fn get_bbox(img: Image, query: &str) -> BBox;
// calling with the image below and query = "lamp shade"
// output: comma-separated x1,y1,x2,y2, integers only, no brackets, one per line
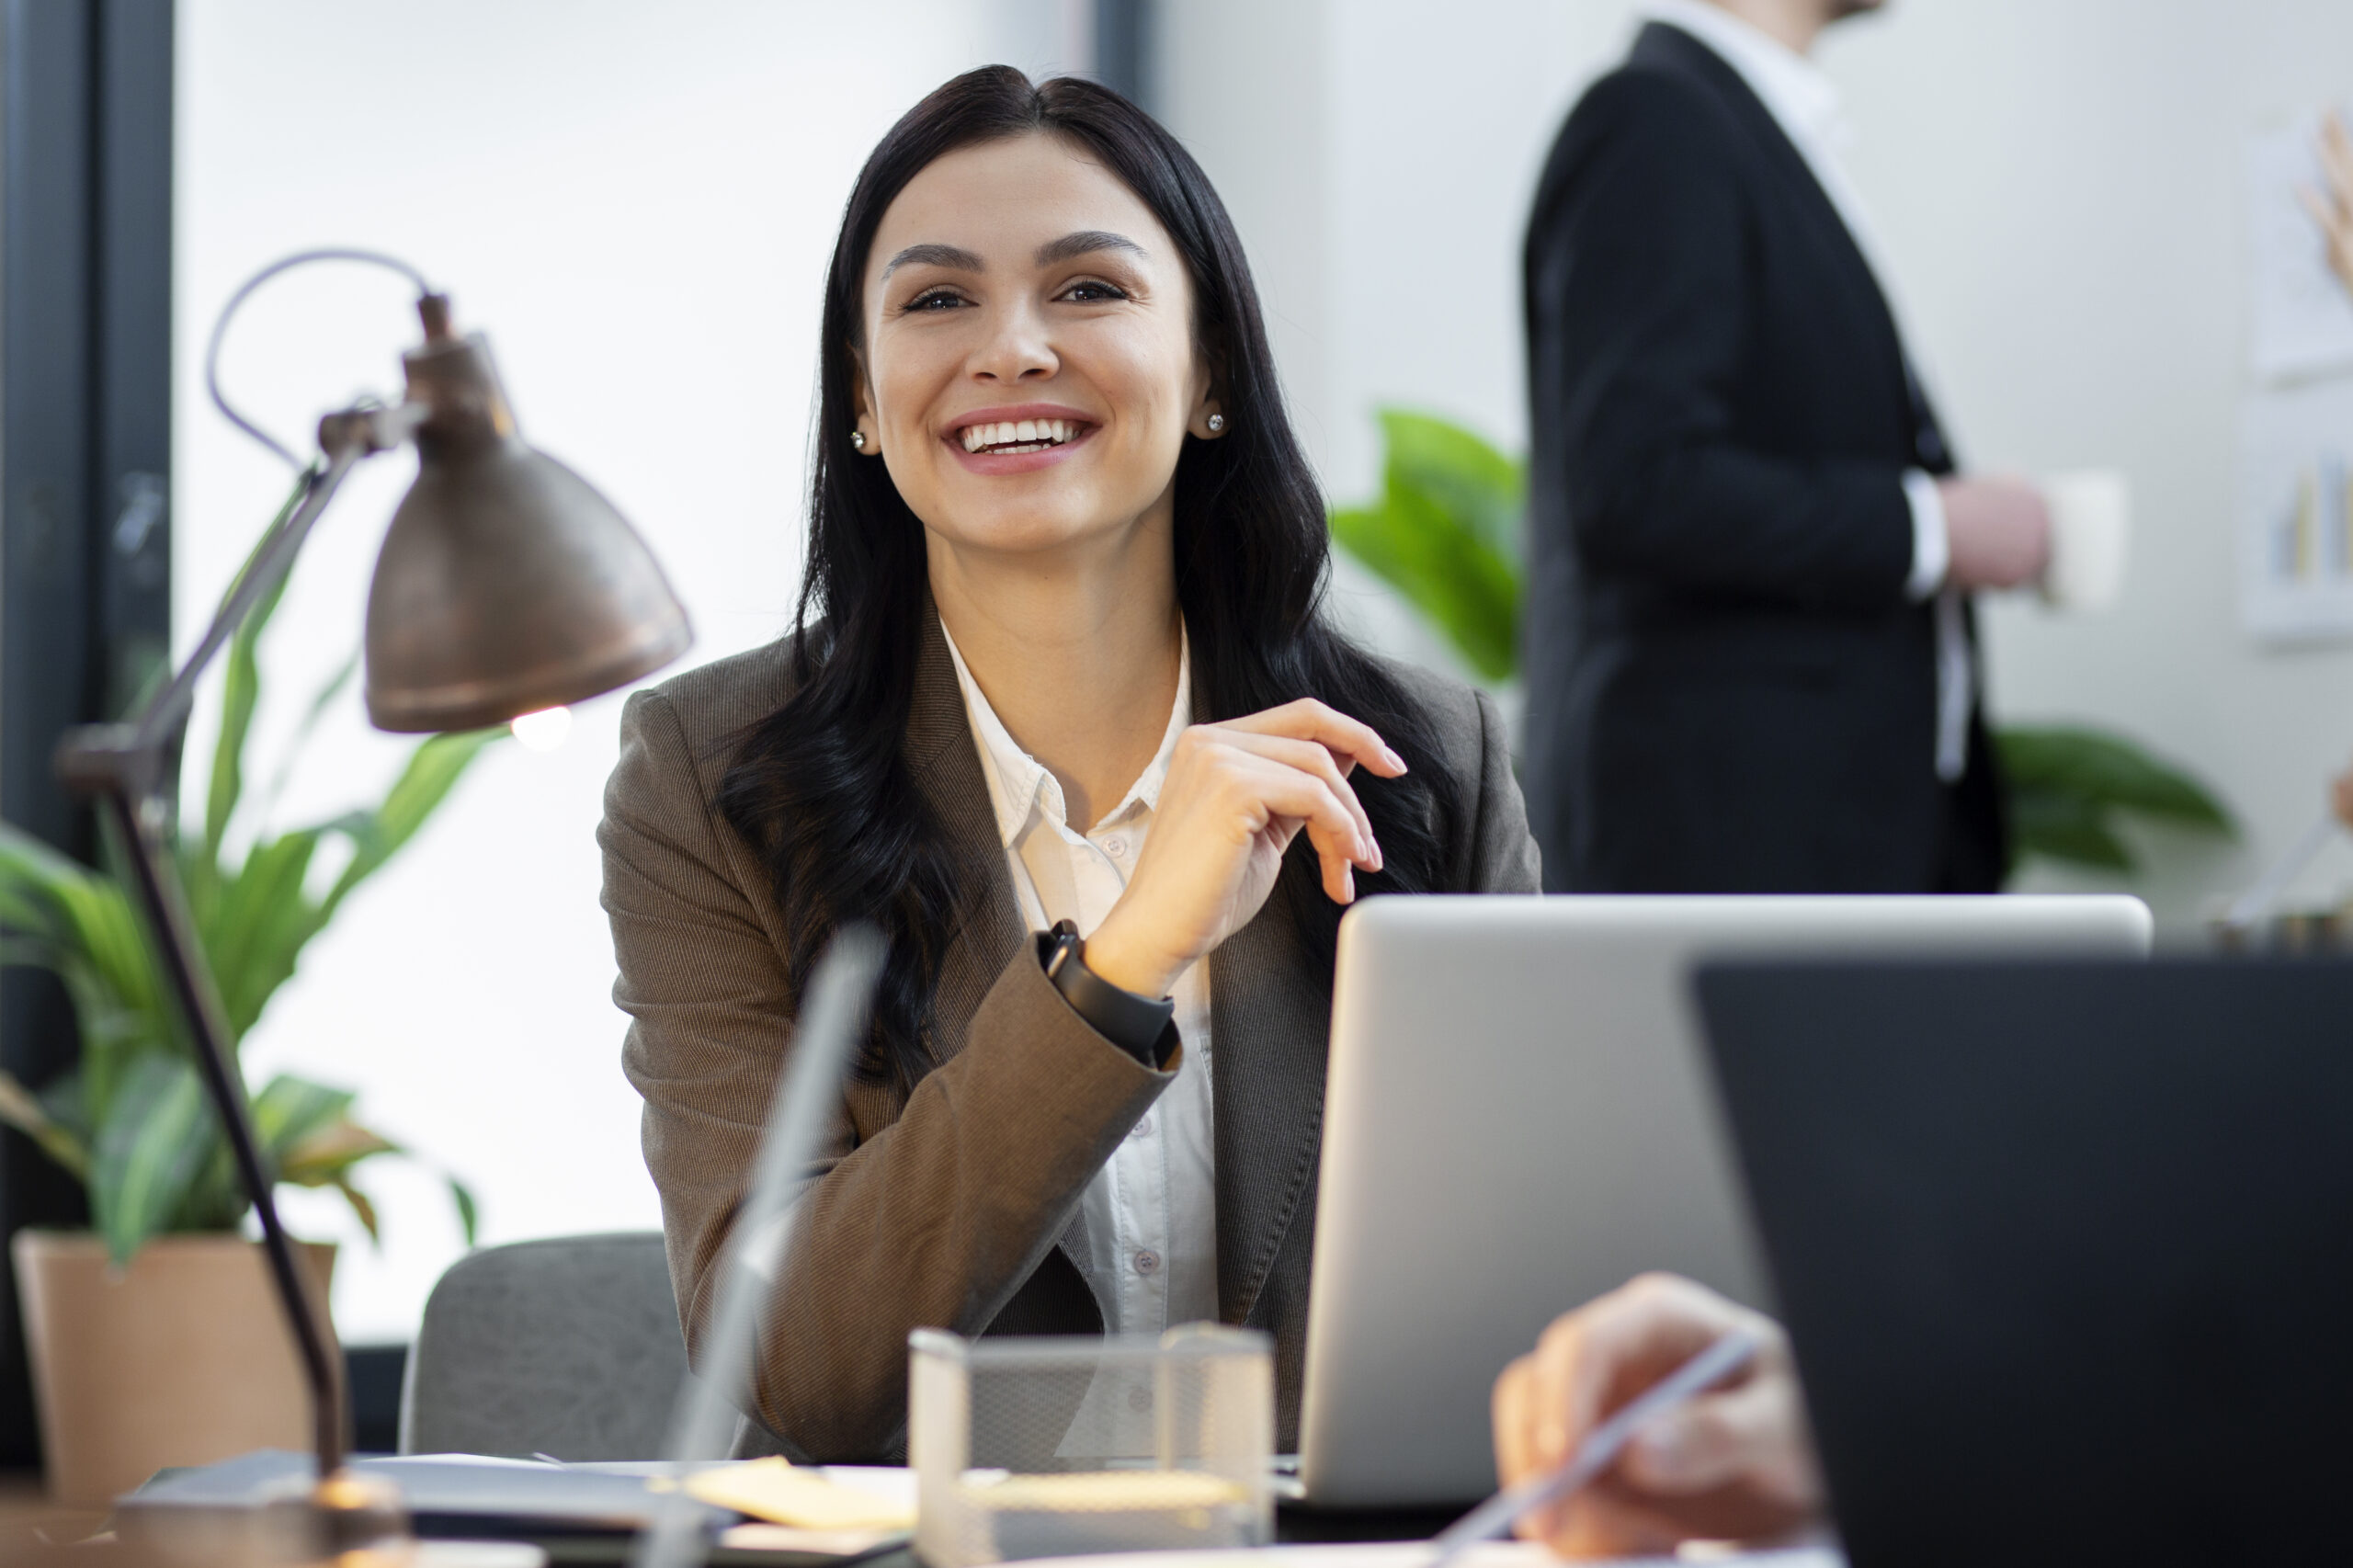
364,331,691,733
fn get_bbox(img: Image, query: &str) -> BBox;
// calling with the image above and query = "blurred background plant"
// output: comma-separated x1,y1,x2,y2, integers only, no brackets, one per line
1331,407,2237,881
0,482,490,1264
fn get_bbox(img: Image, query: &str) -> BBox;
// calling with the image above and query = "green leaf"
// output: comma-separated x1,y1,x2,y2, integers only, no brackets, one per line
280,1118,400,1187
170,1143,253,1234
335,1178,381,1246
1996,725,2236,877
1328,410,1529,683
1332,477,1521,681
91,1052,222,1263
0,822,174,1110
0,829,77,944
1376,408,1526,565
0,1067,91,1180
201,830,324,1040
36,1066,92,1147
199,473,314,871
83,818,176,1015
1996,727,2234,833
2008,784,2137,873
52,971,171,1123
249,1074,356,1167
0,822,100,946
317,729,501,919
448,1175,480,1248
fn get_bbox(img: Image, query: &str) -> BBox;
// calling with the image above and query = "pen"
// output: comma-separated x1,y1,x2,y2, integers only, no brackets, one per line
1426,1327,1762,1568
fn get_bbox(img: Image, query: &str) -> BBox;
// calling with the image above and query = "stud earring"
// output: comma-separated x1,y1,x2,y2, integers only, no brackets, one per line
850,429,868,450
1206,414,1226,434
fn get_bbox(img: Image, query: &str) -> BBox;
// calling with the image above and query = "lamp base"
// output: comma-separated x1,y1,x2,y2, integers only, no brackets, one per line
122,1469,539,1568
256,1471,409,1562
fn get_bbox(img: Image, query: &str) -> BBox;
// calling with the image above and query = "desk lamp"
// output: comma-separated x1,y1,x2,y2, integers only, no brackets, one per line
54,249,693,1559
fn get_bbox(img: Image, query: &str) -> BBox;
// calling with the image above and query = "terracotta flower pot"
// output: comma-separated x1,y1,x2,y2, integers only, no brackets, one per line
11,1230,339,1505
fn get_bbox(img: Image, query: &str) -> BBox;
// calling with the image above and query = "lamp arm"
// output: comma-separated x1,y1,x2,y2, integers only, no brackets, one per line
113,404,419,767
96,788,349,1476
124,452,347,758
53,408,409,1484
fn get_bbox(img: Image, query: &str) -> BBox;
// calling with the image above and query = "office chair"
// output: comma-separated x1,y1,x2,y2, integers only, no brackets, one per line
400,1231,689,1460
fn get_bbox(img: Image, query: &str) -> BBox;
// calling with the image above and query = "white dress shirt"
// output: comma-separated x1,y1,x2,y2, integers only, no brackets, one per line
1643,0,1973,782
939,620,1219,1336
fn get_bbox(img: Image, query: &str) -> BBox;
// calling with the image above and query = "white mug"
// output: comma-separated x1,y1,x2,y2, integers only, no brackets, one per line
2038,469,2131,612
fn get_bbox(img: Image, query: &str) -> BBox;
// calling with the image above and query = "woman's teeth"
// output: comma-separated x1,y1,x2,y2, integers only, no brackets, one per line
960,418,1078,454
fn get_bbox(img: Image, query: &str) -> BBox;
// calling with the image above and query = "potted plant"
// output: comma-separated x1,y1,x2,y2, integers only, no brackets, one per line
1330,407,2236,879
0,486,492,1503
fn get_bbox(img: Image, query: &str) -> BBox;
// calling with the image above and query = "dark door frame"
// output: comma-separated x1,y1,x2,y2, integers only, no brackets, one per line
1095,0,1154,110
0,0,175,1471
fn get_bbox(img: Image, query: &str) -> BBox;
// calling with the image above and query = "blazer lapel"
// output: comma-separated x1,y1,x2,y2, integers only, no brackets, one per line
903,608,1025,1071
1210,888,1331,1326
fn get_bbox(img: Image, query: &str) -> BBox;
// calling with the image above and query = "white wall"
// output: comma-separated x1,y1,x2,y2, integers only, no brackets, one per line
176,0,1091,1345
1158,0,2353,934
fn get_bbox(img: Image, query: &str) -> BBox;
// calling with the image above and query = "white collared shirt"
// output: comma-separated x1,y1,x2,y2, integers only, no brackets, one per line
940,619,1218,1335
1643,0,1973,781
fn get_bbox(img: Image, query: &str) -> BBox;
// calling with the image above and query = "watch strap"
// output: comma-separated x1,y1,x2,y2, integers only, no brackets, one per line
1039,920,1177,1069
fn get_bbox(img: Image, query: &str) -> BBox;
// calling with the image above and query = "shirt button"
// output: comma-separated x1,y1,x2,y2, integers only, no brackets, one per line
1132,1249,1161,1276
1129,1114,1154,1140
1101,835,1130,858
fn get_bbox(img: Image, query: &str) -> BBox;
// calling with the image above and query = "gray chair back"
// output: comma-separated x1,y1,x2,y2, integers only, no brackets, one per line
400,1231,688,1460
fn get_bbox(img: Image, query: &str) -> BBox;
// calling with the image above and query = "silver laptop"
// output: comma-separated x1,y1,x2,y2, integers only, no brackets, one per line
1296,893,2154,1507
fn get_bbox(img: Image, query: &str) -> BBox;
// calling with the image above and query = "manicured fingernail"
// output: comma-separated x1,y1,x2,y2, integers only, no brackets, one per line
1341,865,1355,902
1383,746,1408,772
1369,836,1384,871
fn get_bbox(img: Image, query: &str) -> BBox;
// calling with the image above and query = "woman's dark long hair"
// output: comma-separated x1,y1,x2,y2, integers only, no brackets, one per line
718,66,1466,1088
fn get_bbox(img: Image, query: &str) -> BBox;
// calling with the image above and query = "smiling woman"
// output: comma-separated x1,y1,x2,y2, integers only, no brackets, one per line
596,66,1541,1463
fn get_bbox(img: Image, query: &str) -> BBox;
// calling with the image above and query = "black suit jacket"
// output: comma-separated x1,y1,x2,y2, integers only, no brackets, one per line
1519,21,2006,892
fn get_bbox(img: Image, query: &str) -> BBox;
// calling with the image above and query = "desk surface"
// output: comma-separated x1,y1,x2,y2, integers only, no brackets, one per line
775,1502,1474,1568
0,1477,1471,1568
0,1474,108,1559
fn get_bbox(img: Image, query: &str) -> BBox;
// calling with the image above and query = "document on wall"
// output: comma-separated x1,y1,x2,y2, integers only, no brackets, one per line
2237,375,2353,642
2247,111,2353,384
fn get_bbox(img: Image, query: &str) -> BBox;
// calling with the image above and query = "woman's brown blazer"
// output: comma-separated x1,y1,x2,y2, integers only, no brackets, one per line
598,615,1540,1462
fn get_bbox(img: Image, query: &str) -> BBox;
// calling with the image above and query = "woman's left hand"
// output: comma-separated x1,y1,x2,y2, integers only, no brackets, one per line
1084,699,1407,1001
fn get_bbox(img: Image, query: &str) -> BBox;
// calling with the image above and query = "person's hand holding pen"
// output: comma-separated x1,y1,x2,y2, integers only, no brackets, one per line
2302,111,2353,297
1490,1274,1823,1560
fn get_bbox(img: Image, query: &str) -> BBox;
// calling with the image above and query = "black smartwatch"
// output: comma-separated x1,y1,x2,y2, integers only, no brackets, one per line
1039,919,1177,1069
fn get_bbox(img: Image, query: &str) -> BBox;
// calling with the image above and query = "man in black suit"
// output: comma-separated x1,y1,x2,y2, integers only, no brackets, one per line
1521,0,2052,893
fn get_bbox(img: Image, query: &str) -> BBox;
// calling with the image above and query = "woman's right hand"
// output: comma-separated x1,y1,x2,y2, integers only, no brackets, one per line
1083,699,1406,1001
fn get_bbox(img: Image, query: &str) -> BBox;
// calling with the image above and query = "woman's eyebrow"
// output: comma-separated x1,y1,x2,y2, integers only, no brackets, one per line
881,242,984,279
1035,230,1145,267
